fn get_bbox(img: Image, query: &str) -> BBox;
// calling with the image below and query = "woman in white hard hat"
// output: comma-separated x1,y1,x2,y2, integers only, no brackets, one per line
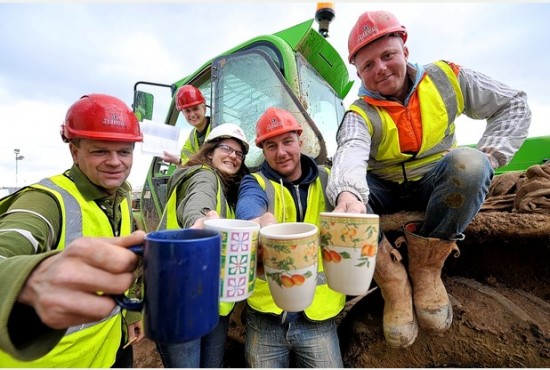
156,123,249,368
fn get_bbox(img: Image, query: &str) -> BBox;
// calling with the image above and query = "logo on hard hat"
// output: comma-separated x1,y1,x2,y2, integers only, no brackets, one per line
357,25,378,44
266,117,283,132
102,113,124,127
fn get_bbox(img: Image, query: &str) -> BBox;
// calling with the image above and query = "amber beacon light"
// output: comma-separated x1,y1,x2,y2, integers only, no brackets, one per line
315,2,335,38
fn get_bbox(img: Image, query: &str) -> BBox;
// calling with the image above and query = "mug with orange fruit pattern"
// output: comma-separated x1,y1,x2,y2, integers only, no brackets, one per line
319,212,379,296
259,222,319,312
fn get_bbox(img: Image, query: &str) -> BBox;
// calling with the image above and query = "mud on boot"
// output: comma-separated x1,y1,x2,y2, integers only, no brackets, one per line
396,221,460,332
374,236,418,348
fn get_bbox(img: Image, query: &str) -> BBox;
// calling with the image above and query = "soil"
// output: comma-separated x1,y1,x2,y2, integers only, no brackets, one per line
132,211,550,368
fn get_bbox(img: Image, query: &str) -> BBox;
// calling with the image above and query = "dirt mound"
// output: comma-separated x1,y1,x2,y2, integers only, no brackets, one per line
133,211,550,368
134,277,550,368
134,275,550,367
339,277,550,367
133,339,162,368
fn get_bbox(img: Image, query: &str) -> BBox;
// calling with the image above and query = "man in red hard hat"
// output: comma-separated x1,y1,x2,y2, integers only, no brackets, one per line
162,84,212,167
0,94,146,367
236,107,345,367
327,10,531,348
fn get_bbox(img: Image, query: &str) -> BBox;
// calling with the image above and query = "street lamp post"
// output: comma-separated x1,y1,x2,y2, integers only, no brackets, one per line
14,148,24,186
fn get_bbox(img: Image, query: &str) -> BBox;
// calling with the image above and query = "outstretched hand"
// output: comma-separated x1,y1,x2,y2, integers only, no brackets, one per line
16,230,146,330
251,212,277,277
333,191,367,213
191,210,220,229
258,212,276,228
161,151,181,166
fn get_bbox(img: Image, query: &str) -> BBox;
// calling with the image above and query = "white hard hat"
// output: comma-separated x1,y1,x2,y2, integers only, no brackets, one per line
206,123,249,154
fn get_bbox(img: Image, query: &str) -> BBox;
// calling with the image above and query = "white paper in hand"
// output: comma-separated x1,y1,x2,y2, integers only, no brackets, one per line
140,119,181,157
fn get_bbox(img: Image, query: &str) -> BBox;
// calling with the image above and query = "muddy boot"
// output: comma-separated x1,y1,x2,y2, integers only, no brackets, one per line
374,236,418,348
396,221,460,332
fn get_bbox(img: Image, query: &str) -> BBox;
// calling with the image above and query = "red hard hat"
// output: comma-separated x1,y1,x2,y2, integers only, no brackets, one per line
348,10,407,63
175,85,206,110
255,107,303,148
60,94,143,143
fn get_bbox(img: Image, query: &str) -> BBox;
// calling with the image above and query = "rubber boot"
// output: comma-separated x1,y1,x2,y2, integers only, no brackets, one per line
396,221,460,332
373,236,418,348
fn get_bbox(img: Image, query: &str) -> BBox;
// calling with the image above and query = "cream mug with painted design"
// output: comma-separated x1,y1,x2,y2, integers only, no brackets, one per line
259,222,319,312
319,212,379,296
203,218,260,302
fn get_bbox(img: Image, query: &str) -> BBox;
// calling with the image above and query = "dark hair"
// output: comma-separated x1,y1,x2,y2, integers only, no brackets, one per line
184,138,249,207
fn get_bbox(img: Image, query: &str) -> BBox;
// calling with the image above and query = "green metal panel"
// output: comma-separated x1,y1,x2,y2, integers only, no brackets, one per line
275,19,354,99
172,19,353,100
463,135,550,174
494,136,550,174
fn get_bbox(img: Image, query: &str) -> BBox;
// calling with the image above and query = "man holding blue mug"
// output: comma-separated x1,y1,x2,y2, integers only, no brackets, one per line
0,94,146,367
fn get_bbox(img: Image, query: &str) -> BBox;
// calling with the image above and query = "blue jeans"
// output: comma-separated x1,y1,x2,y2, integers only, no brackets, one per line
156,315,230,368
368,147,494,240
244,307,343,368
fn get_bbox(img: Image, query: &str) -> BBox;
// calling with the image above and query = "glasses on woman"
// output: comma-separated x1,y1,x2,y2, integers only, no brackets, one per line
216,144,245,160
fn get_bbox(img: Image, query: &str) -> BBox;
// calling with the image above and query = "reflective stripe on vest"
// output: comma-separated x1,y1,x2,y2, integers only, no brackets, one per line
158,166,235,316
249,169,345,321
181,123,212,164
350,61,464,183
0,174,132,367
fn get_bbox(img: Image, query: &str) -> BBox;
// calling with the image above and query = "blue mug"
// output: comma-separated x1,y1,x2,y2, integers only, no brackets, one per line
115,228,221,343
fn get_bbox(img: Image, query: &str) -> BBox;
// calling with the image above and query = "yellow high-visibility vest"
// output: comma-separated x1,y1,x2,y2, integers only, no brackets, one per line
0,174,132,367
159,165,235,316
247,168,345,321
350,61,465,183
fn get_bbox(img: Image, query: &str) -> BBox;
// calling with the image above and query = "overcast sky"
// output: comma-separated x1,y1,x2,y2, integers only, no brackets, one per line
1,2,548,189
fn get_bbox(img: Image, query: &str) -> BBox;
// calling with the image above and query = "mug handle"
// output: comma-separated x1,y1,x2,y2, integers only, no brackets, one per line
112,245,144,311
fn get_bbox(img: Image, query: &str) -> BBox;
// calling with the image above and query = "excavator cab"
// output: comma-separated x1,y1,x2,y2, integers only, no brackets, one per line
132,15,353,232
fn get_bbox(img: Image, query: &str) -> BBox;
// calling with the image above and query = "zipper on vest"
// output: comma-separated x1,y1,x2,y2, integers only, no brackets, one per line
293,184,304,222
97,202,120,237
